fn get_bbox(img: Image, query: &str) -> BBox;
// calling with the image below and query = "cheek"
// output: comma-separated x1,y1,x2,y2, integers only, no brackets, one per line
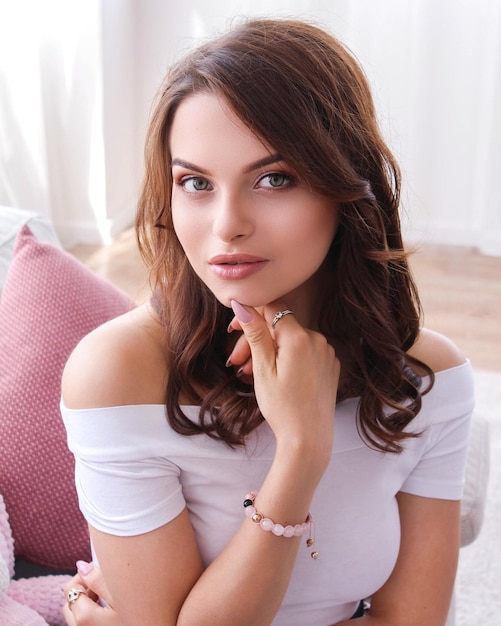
319,208,339,254
172,207,192,246
292,210,338,257
172,212,206,267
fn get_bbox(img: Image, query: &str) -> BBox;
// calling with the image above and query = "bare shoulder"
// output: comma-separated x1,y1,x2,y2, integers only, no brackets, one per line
407,328,467,374
62,302,167,409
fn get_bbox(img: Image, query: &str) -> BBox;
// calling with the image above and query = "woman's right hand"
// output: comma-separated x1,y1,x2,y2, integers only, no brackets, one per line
229,299,340,476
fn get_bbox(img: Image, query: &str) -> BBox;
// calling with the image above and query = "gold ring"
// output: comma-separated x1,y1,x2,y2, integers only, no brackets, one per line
67,587,87,607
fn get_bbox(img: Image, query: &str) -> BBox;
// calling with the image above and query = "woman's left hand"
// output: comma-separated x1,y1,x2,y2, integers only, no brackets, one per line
62,562,121,626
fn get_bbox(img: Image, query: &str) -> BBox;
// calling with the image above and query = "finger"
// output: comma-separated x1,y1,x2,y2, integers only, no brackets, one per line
63,585,92,625
76,561,114,607
236,356,253,378
228,300,297,372
227,303,265,333
62,601,77,625
226,329,251,368
264,300,299,333
66,575,99,604
63,592,119,626
63,575,86,598
227,316,242,333
230,300,276,375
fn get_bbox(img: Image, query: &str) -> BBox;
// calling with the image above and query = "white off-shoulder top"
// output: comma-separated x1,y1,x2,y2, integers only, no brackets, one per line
62,361,474,625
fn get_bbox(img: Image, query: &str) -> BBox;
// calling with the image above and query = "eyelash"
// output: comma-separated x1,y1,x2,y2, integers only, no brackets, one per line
258,172,296,189
177,171,296,193
178,176,211,193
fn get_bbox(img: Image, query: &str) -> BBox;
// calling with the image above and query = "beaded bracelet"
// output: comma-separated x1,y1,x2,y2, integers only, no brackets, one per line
243,491,318,559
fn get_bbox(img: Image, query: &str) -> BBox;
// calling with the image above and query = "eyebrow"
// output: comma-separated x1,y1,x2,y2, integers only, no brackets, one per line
244,153,284,173
171,158,209,175
171,153,284,175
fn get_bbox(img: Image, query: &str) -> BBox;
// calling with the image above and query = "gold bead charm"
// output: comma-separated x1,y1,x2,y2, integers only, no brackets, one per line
311,551,319,560
306,538,314,547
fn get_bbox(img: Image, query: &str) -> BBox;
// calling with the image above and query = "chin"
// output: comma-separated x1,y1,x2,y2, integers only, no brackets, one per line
214,292,268,311
209,283,290,311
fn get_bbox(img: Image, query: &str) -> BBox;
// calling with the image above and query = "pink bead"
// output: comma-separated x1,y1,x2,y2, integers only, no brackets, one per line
245,505,256,518
283,525,295,537
260,517,274,532
272,524,285,536
302,522,310,534
294,524,303,536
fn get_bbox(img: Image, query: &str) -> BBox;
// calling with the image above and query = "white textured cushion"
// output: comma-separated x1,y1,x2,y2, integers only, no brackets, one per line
0,206,61,294
460,413,490,546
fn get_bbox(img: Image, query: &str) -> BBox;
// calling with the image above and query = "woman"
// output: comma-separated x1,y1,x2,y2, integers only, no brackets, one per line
61,18,473,625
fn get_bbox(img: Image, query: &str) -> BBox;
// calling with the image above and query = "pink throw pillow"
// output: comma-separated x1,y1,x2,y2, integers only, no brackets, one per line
0,225,134,570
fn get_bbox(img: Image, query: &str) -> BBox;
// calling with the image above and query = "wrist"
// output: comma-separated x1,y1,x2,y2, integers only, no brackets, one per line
274,435,331,482
243,491,319,560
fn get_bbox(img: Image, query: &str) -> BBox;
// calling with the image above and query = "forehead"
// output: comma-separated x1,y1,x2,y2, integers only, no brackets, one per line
169,93,274,164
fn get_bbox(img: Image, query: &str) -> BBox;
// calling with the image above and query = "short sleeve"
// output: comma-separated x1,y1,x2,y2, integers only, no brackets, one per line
62,403,186,536
400,362,475,500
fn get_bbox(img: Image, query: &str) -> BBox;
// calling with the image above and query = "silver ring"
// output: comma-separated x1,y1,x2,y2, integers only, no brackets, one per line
272,309,293,327
67,587,87,607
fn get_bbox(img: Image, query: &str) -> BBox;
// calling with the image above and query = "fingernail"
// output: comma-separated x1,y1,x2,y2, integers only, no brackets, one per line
76,560,94,576
227,322,235,333
230,300,253,323
225,356,232,367
236,367,245,377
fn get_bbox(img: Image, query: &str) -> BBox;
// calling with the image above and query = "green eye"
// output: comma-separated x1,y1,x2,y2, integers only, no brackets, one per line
268,174,287,187
194,178,209,190
183,177,211,192
259,173,293,188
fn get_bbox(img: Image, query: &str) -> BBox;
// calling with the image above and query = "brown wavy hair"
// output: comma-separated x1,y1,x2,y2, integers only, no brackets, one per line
136,18,433,453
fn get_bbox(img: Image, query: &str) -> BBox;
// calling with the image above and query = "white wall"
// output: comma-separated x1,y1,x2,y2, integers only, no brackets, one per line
123,0,501,255
1,0,500,253
101,0,141,242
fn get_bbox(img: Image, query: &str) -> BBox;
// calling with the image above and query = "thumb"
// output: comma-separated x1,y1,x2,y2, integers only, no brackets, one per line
76,561,114,607
230,300,276,373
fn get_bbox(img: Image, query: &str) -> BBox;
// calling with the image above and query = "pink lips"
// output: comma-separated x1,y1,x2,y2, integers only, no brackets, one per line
209,254,268,280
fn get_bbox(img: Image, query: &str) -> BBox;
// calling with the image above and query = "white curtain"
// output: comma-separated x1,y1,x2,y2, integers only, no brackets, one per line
0,0,110,246
1,0,500,254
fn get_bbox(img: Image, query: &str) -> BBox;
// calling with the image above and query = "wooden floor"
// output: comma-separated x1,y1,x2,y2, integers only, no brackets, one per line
70,230,501,372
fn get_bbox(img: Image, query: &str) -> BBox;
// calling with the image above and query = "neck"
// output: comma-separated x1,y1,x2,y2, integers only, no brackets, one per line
282,264,332,331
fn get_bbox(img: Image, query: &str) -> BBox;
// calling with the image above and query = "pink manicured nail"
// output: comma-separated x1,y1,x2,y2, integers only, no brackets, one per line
230,300,253,323
76,560,94,576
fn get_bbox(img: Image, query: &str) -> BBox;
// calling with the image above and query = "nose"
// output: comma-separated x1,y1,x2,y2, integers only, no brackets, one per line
212,191,254,242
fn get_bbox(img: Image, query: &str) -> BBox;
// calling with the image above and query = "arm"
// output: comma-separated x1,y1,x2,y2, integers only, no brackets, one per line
89,509,203,624
63,511,204,626
66,488,461,626
337,328,468,626
63,300,339,626
337,493,460,626
89,442,326,626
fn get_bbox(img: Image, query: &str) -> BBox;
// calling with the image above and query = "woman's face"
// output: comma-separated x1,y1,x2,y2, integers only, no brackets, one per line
170,93,338,317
